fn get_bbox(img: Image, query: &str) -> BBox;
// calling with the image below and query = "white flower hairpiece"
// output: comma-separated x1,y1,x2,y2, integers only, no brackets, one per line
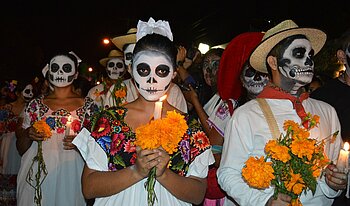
42,64,49,77
136,17,173,42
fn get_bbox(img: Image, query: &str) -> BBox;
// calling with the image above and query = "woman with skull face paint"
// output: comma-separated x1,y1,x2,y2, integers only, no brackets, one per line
16,52,98,206
217,20,346,206
112,27,188,113
0,79,35,206
73,18,214,206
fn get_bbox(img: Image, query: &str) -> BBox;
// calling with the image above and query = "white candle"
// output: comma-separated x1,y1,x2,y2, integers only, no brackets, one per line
65,115,73,136
153,95,167,120
336,142,349,173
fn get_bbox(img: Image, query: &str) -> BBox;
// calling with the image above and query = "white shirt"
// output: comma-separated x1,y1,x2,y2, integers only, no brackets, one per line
204,93,237,137
218,98,343,206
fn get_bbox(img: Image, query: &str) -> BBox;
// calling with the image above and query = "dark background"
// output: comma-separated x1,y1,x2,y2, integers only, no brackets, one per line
1,0,349,83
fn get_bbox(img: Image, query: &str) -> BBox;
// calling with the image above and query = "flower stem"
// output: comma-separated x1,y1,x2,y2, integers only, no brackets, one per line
26,141,48,206
145,166,157,206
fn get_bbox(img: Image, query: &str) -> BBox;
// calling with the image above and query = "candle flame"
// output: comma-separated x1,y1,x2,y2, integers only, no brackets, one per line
159,95,167,102
67,115,72,122
344,142,349,151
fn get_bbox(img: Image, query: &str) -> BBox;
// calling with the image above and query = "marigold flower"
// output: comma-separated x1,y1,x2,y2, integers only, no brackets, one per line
265,140,291,163
290,139,315,161
33,119,52,140
242,156,274,189
285,172,305,195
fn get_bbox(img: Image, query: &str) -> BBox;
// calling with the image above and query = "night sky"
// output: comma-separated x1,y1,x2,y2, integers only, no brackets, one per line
1,0,349,83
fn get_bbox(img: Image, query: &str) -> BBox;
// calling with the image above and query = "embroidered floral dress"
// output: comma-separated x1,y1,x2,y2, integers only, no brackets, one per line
87,78,127,109
0,104,22,206
16,96,98,206
73,106,214,206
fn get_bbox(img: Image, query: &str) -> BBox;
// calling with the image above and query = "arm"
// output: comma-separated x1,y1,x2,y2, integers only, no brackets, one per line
157,169,207,204
155,147,208,205
217,109,274,206
16,126,45,155
182,85,210,135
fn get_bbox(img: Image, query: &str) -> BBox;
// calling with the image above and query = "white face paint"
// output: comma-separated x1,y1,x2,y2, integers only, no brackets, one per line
22,84,33,102
241,64,269,97
49,55,76,87
106,58,125,79
132,51,175,101
279,38,314,86
124,44,135,66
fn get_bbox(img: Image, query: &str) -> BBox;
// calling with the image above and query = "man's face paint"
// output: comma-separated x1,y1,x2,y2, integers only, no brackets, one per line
241,63,269,97
124,44,135,66
278,38,314,91
132,51,174,101
22,84,33,102
49,55,76,87
106,57,125,79
202,54,220,87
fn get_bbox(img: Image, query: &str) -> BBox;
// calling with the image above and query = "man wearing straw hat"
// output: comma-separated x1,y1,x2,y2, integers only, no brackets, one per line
87,49,127,108
218,20,347,206
112,27,188,113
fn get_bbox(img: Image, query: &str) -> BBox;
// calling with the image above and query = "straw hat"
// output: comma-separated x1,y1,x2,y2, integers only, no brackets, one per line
99,50,124,67
249,19,327,74
111,28,137,51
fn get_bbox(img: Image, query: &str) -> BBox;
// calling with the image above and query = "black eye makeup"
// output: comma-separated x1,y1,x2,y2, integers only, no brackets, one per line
292,47,306,59
51,63,59,72
136,63,151,77
62,64,72,72
108,62,124,68
125,53,133,60
155,64,170,77
245,67,256,77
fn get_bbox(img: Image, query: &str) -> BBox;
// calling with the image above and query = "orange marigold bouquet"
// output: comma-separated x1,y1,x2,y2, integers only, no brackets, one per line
135,110,188,206
242,113,338,206
26,118,52,206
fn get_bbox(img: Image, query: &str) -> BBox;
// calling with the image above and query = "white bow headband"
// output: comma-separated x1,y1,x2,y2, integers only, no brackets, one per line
136,17,173,42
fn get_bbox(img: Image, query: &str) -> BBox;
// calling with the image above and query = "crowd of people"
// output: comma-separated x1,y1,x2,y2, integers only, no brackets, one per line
0,17,349,206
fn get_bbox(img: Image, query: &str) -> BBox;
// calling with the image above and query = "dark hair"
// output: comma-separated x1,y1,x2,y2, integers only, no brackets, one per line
132,33,177,68
73,75,93,97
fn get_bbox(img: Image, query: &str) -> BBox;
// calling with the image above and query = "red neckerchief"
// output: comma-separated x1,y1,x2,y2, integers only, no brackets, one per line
257,83,309,123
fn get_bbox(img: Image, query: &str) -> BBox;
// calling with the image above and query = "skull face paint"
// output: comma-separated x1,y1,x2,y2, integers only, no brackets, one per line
106,58,125,79
278,38,314,87
124,44,136,66
22,84,34,102
202,54,220,87
49,55,76,87
132,51,174,101
241,63,269,97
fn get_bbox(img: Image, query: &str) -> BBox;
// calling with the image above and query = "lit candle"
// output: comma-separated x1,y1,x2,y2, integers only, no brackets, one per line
65,115,73,136
337,142,349,173
153,95,167,120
